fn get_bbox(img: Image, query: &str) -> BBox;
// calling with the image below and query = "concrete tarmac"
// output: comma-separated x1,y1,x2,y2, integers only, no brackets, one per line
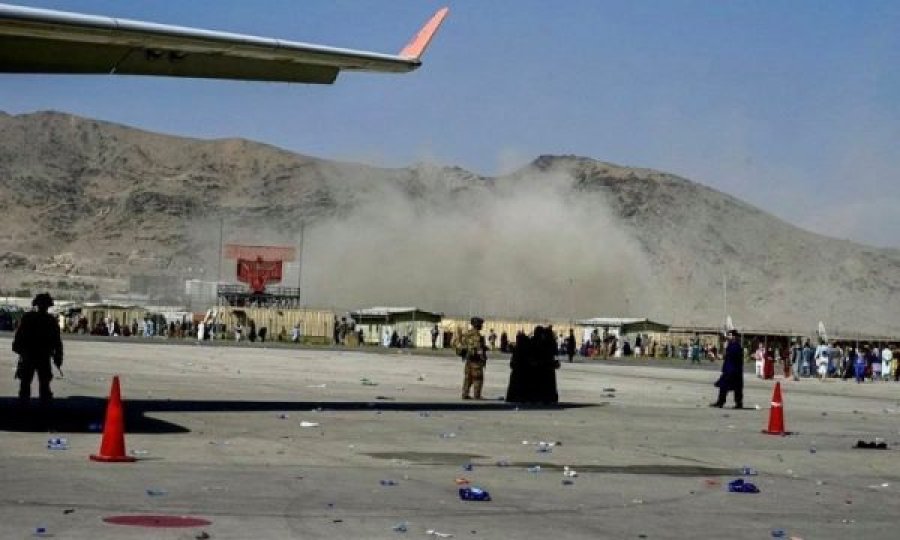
1,337,898,539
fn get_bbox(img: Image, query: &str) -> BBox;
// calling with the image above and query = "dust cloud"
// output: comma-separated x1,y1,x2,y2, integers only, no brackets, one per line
296,168,654,319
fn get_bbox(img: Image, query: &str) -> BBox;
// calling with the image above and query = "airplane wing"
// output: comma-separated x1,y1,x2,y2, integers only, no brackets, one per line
0,3,448,84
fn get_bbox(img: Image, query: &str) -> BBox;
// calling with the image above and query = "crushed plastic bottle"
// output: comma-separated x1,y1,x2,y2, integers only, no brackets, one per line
458,487,491,501
47,437,68,450
392,521,409,533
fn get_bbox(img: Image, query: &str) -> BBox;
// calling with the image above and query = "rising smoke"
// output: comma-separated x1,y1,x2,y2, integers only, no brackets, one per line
296,166,654,319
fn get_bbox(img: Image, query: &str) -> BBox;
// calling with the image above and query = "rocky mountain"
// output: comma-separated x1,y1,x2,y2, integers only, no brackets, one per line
1,111,898,336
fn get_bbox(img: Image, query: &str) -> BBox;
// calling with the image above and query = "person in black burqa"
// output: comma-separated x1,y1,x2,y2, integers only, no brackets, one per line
13,293,64,406
505,332,532,402
532,326,560,404
711,330,743,409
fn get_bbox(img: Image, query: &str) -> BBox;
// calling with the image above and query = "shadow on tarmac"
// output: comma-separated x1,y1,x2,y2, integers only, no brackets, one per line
0,396,600,434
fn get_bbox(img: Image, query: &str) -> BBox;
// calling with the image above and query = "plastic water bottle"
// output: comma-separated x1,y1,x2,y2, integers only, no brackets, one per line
458,487,491,501
47,437,68,450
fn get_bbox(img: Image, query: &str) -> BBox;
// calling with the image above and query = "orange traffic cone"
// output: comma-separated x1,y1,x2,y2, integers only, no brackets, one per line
762,382,788,435
90,375,136,462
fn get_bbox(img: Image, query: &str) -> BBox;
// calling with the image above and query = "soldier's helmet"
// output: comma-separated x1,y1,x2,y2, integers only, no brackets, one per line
32,292,54,308
470,317,484,328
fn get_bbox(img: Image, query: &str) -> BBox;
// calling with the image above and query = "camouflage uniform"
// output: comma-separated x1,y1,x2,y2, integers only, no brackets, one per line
460,324,487,399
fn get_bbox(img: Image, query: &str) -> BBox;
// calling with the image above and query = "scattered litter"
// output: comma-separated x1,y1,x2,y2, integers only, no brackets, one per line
454,477,470,485
33,526,51,538
495,459,510,467
866,483,890,489
417,375,425,381
704,479,721,487
306,384,327,388
195,532,211,540
375,396,395,400
418,412,431,418
333,519,343,523
47,437,68,450
561,479,575,486
380,479,398,486
426,530,453,538
392,521,409,533
63,509,74,515
754,404,761,410
536,442,553,454
278,413,290,419
458,487,491,501
841,519,855,524
439,432,457,439
740,466,758,476
130,449,149,456
462,463,473,471
602,388,616,392
727,479,759,493
300,421,320,428
527,465,542,473
809,446,817,454
360,378,379,386
145,488,168,497
631,498,644,504
563,466,577,477
854,440,888,450
771,529,785,538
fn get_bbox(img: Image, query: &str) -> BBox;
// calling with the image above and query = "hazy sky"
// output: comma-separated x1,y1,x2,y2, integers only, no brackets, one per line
2,0,898,248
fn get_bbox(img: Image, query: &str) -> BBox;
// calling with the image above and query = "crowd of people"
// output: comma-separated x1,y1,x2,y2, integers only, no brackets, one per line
753,341,898,383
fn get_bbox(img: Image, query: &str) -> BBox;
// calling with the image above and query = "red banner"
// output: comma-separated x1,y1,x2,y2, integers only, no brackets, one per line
236,258,284,294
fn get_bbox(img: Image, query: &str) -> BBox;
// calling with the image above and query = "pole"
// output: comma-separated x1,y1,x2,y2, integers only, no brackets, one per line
722,271,727,327
217,217,224,283
297,222,305,304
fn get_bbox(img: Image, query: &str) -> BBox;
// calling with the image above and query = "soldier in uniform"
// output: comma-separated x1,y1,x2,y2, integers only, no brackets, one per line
459,317,488,400
13,293,64,406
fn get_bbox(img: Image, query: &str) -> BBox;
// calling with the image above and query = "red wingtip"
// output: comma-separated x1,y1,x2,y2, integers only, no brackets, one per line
399,7,449,59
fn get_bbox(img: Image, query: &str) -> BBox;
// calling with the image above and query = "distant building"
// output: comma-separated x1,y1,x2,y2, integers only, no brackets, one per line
351,307,442,348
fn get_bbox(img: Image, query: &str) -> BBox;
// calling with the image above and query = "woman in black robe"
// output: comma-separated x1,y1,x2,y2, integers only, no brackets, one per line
532,326,559,404
505,332,532,402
